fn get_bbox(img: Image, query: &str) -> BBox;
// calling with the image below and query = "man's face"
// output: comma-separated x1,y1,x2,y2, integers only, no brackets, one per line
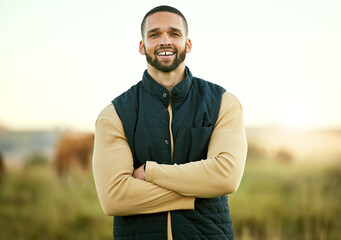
139,11,192,73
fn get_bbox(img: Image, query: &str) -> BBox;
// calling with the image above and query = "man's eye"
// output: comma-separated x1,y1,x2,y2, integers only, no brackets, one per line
171,33,180,37
149,33,158,38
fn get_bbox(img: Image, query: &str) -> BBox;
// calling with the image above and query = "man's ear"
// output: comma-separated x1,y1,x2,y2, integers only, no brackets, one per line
139,41,145,55
186,38,192,53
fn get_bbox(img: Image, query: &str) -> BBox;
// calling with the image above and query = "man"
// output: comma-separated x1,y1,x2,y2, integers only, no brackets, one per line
93,5,247,240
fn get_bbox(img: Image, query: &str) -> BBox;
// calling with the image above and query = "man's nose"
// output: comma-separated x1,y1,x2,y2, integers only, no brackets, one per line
160,33,171,45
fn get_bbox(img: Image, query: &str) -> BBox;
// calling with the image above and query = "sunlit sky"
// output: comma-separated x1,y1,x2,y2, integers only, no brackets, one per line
1,0,340,132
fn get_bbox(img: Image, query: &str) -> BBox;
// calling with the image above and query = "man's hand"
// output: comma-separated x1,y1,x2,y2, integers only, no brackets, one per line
133,164,145,180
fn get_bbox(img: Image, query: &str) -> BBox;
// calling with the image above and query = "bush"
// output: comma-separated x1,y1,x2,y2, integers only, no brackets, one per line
24,152,49,168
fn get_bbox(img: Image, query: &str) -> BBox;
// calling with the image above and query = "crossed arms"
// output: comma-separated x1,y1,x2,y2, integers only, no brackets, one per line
92,92,247,216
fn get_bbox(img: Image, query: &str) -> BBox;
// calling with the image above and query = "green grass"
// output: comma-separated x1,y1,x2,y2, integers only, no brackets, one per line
229,158,341,240
0,166,112,240
0,158,340,240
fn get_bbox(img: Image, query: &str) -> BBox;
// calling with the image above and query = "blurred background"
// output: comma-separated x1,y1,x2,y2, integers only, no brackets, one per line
0,0,340,239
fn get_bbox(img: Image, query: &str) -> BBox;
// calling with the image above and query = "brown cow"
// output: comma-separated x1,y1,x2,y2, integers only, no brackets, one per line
54,132,94,176
0,152,4,184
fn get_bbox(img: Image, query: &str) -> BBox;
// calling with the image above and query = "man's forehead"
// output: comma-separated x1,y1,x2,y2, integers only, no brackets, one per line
144,11,185,31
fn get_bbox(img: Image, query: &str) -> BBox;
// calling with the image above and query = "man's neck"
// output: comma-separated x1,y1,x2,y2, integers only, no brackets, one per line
147,63,186,93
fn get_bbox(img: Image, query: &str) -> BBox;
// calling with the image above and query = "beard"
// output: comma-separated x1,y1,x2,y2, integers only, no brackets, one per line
145,45,187,73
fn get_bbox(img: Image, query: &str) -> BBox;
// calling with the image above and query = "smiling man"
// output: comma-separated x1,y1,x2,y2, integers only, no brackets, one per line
140,10,190,75
93,5,247,240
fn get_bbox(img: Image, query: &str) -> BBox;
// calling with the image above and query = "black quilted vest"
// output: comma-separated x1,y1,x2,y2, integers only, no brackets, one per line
112,67,234,240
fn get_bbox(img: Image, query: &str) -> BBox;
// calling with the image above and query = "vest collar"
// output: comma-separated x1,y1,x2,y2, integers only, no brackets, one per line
142,67,193,106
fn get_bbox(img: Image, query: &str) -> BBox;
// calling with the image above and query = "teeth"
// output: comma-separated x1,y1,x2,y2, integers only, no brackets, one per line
158,52,174,56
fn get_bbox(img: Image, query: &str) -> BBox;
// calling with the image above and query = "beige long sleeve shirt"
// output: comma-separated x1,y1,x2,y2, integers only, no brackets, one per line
92,91,247,238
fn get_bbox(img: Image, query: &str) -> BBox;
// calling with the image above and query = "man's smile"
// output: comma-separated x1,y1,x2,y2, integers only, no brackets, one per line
156,48,176,57
156,51,175,56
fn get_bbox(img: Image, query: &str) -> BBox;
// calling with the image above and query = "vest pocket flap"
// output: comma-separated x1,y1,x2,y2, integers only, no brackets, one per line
193,119,213,128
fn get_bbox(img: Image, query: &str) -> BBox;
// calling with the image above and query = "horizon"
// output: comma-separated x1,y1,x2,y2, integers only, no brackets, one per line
1,123,341,133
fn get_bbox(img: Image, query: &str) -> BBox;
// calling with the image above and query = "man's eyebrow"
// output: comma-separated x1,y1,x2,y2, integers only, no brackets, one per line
147,27,182,34
147,28,160,34
168,27,181,32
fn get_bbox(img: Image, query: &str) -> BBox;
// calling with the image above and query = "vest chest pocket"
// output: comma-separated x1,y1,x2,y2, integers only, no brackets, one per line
189,120,213,162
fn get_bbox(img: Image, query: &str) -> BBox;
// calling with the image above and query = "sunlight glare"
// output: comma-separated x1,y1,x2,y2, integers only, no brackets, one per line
278,99,320,131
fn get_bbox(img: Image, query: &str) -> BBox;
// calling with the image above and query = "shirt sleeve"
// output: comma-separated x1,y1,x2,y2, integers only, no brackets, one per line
145,91,247,198
92,104,195,216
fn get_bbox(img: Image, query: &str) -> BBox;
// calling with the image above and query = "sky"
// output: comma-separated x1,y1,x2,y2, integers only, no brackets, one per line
0,0,340,132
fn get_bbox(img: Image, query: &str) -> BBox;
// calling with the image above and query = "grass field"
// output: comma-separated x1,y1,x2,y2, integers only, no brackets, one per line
0,156,340,240
229,158,341,240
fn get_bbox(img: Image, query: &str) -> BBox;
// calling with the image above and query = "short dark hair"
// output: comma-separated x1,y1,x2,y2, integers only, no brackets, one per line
141,5,188,38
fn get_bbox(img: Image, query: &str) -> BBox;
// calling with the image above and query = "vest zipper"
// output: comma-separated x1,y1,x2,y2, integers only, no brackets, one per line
168,97,174,164
167,97,175,240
